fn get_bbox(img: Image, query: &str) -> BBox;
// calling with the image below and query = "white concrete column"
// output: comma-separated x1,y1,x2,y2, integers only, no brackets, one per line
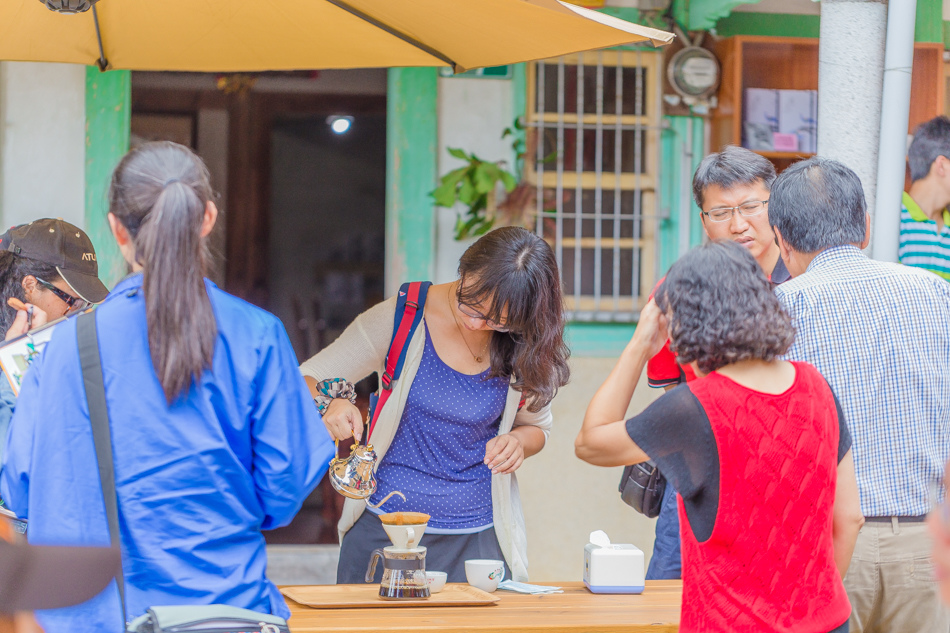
0,62,87,230
872,0,917,262
817,0,888,226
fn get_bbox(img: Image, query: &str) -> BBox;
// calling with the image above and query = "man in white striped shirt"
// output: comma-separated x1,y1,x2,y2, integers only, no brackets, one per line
769,157,950,633
900,116,950,281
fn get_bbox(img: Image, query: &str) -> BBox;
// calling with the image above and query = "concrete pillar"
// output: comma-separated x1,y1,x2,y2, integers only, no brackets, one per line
385,68,438,297
84,67,130,287
817,0,888,226
0,62,86,230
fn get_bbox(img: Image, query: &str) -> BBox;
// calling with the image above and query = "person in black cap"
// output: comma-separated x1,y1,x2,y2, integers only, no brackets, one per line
0,219,109,469
0,513,119,633
0,219,109,341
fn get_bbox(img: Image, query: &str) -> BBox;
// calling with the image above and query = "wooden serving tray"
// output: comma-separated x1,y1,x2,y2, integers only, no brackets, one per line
281,583,499,609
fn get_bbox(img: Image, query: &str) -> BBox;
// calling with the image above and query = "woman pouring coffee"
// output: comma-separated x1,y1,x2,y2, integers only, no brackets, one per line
300,227,570,583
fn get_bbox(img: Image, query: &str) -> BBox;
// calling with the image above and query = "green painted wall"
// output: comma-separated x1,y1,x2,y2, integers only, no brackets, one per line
659,116,705,275
715,0,943,43
386,68,438,292
565,321,637,358
84,67,130,289
916,0,943,44
713,13,819,38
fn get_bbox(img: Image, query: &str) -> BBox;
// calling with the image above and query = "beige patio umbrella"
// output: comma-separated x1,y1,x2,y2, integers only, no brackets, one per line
0,0,673,73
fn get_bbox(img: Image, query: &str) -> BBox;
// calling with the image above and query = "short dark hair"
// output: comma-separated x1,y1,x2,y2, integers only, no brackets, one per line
692,145,777,208
0,252,61,338
908,116,950,182
457,226,570,411
768,157,867,253
655,240,794,374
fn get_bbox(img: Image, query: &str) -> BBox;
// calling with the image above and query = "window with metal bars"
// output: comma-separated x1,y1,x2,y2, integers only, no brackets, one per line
526,50,662,322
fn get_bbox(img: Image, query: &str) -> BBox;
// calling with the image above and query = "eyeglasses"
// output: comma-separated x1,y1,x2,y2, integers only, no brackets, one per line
703,200,769,223
457,302,511,333
36,278,90,311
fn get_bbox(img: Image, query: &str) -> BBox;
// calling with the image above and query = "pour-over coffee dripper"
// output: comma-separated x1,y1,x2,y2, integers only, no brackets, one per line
365,512,431,600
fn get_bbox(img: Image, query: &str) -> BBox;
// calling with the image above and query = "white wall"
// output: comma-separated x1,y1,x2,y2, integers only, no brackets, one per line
518,357,662,581
435,76,514,283
0,62,86,230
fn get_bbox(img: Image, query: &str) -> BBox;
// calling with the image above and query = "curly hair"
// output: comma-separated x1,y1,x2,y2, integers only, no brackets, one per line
654,241,795,374
456,226,570,411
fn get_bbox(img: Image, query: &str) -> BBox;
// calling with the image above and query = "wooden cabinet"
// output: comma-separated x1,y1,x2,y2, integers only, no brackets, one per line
711,35,945,171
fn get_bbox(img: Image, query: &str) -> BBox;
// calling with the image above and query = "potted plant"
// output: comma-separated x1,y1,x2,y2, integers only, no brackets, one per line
431,119,558,240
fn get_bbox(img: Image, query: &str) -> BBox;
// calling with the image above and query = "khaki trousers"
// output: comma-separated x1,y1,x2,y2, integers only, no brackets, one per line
844,520,950,633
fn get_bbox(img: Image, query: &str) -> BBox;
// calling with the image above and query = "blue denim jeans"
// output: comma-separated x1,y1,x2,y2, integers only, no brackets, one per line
645,482,681,580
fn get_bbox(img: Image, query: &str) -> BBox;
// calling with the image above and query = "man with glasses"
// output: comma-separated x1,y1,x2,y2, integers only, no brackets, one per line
643,146,788,581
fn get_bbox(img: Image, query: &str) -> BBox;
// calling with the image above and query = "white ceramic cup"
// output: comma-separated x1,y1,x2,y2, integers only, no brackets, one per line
381,522,427,549
464,559,506,593
426,571,448,593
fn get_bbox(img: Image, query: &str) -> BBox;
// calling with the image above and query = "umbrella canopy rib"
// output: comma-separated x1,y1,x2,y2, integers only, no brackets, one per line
92,5,108,70
323,0,457,71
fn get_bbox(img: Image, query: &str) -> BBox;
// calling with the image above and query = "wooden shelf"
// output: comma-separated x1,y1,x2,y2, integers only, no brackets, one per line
711,36,945,171
755,151,816,160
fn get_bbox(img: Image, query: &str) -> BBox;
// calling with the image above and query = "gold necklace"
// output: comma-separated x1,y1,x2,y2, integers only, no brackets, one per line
449,284,490,363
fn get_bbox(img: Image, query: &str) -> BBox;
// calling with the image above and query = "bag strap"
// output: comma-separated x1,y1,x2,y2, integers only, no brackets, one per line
77,310,128,628
366,281,431,441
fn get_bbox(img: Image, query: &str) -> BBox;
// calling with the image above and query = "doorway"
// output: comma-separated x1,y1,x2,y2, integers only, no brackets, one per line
130,70,387,545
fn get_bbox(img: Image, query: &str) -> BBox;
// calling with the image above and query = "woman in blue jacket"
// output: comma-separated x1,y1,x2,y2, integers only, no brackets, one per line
1,141,335,633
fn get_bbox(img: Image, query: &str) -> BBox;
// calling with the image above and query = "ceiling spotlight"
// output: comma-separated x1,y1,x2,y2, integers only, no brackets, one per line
39,0,99,13
328,116,354,135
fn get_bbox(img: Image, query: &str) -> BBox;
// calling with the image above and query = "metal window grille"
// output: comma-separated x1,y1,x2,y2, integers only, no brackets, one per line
526,50,662,322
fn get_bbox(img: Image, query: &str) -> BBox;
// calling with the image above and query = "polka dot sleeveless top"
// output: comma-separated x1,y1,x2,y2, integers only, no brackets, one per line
368,322,509,533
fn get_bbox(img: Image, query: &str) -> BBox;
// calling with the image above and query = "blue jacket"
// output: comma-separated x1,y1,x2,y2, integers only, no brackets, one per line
1,274,334,633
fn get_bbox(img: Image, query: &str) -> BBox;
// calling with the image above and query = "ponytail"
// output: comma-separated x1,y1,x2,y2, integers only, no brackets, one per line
109,142,217,402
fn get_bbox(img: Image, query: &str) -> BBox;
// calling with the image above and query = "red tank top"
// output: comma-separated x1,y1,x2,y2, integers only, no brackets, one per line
678,362,850,632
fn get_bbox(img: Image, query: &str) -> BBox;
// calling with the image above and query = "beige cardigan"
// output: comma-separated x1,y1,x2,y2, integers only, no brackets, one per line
299,296,552,582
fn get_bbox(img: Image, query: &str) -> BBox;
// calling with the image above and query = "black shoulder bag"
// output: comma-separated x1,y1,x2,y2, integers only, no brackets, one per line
618,461,667,518
77,310,290,633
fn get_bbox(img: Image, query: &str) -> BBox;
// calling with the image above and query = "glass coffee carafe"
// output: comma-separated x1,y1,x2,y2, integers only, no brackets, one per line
365,512,431,600
365,546,430,599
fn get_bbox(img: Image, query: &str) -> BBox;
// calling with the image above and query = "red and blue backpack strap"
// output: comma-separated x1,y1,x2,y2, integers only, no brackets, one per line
366,281,431,441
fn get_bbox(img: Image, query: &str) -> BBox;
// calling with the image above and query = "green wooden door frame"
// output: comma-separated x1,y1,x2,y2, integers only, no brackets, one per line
385,67,439,296
85,66,130,289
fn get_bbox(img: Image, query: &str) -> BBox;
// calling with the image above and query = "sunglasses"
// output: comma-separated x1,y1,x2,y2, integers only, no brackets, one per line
36,278,90,312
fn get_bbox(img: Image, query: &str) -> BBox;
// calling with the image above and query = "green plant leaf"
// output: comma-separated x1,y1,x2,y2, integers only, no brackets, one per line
457,178,477,204
430,182,458,208
499,171,517,192
539,150,558,165
447,147,469,161
513,117,525,131
473,163,496,194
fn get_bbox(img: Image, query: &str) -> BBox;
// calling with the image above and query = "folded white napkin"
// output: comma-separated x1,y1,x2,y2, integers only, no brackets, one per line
497,580,563,594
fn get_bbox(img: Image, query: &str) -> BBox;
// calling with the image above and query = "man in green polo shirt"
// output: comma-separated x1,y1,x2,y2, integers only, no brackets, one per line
900,116,950,281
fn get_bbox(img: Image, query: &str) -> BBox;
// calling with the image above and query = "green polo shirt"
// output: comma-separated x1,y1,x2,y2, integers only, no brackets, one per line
899,192,950,281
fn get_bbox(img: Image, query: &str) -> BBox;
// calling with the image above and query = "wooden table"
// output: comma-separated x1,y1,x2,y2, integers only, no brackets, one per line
285,581,682,633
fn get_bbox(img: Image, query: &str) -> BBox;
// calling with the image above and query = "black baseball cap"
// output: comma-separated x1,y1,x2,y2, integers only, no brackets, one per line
0,510,120,613
1,219,109,304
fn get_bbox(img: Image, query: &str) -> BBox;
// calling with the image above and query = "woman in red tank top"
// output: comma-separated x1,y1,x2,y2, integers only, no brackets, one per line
575,241,864,633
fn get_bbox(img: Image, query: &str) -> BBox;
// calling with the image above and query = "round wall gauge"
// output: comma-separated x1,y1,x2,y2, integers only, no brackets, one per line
667,47,720,101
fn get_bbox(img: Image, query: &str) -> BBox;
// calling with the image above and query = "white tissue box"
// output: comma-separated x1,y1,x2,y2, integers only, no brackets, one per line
583,542,645,594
